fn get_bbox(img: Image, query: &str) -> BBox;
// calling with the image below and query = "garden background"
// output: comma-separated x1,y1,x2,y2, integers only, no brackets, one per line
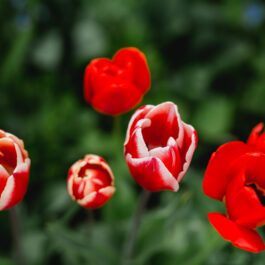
0,0,265,264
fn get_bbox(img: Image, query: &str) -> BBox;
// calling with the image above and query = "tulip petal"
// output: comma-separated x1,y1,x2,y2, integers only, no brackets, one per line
89,58,116,93
230,153,265,190
203,141,250,201
67,174,75,200
78,191,97,208
78,186,115,209
0,130,6,138
247,123,264,145
236,208,265,229
225,168,265,228
71,165,113,200
72,177,86,200
0,158,30,211
225,168,246,202
0,165,9,196
149,144,182,177
0,138,17,171
208,213,265,253
177,123,197,182
247,123,265,152
84,155,115,184
91,82,143,116
113,47,151,93
124,105,153,147
142,102,184,149
0,174,15,210
5,132,28,160
126,154,179,192
126,127,150,158
226,186,263,222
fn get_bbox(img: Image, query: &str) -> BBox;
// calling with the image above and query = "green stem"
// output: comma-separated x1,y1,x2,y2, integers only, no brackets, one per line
9,207,24,265
86,209,94,237
122,189,151,265
113,116,120,135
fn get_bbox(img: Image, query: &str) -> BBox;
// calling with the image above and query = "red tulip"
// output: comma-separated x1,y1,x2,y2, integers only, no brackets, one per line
0,130,30,211
124,102,197,192
83,47,151,116
203,123,265,252
67,155,115,209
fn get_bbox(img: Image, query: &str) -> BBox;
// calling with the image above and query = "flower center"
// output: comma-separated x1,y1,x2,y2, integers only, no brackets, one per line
247,183,265,206
142,122,174,151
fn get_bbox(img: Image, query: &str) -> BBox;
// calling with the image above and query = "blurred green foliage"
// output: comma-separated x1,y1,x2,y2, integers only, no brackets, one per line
0,0,265,264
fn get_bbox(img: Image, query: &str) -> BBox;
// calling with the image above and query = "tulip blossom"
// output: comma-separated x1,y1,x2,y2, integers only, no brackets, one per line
67,155,115,209
83,47,151,116
124,102,197,192
0,130,30,211
203,123,265,252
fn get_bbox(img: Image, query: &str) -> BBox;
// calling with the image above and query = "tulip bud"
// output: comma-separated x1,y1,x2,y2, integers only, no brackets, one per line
83,47,151,116
124,102,197,192
0,130,30,211
67,155,115,209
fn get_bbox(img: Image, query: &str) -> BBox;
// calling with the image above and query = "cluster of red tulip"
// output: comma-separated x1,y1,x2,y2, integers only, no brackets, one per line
1,47,265,253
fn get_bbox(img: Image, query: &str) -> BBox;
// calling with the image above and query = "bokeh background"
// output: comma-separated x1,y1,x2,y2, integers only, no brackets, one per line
1,0,265,264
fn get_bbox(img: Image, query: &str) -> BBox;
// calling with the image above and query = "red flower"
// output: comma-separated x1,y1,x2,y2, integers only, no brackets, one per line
67,155,115,209
124,102,197,192
83,47,151,116
0,130,30,211
203,123,265,252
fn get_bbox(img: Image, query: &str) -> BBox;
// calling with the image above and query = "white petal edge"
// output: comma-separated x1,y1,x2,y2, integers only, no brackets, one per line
167,137,176,146
177,123,197,182
85,155,115,184
126,154,179,192
0,164,9,179
67,174,75,199
77,186,115,206
0,156,30,211
98,186,116,197
124,105,154,146
145,102,184,148
0,174,15,210
129,121,151,157
71,156,115,184
149,146,170,158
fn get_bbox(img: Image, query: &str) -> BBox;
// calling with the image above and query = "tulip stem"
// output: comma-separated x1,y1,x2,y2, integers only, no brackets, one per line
113,116,120,135
9,207,24,265
86,209,94,237
122,189,151,265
